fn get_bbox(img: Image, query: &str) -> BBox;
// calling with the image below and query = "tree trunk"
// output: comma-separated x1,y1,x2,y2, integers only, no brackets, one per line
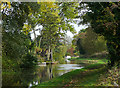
50,49,53,61
39,29,42,48
47,46,50,60
33,29,37,47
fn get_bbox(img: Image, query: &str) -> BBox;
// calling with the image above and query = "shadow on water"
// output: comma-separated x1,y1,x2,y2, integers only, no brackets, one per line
2,61,83,88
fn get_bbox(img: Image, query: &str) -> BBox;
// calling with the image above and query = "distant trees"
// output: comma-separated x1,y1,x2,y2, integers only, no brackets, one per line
77,38,86,55
73,27,107,57
53,44,67,63
82,28,107,55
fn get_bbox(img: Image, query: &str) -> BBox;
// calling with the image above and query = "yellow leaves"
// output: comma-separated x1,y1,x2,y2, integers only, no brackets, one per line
1,4,7,10
1,0,11,10
38,1,58,13
56,18,61,23
36,1,61,24
37,0,56,3
52,12,58,16
37,0,41,4
23,24,32,35
7,1,11,8
28,13,32,17
28,6,34,17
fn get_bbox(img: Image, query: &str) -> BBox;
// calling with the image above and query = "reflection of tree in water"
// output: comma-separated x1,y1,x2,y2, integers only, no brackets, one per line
47,64,54,79
3,64,72,87
2,68,38,87
37,66,48,83
29,64,55,85
3,65,52,87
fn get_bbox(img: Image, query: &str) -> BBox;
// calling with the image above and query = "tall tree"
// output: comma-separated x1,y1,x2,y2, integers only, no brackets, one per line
2,2,40,68
31,2,79,61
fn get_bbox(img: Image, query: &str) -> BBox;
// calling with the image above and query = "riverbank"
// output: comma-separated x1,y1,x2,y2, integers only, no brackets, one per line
33,58,109,88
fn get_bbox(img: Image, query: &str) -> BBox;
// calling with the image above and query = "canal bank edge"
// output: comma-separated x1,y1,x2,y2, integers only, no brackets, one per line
33,58,108,88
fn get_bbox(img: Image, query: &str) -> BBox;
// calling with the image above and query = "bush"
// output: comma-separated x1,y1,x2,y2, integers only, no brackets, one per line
20,53,37,68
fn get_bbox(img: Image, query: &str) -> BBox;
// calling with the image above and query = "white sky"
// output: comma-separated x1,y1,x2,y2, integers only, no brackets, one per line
67,23,87,38
31,21,88,40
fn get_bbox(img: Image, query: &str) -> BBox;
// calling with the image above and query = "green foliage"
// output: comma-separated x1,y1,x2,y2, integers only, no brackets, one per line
2,2,79,69
53,45,67,63
79,2,120,66
2,2,40,69
82,28,107,55
21,53,37,68
79,29,86,33
77,38,86,55
2,55,21,72
73,27,107,56
30,2,78,60
70,45,80,56
95,36,107,52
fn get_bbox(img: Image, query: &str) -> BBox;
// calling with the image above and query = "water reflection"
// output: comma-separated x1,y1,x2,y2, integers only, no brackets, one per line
2,62,83,88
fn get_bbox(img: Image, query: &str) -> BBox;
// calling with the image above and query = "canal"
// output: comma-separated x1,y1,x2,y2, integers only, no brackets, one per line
2,61,83,87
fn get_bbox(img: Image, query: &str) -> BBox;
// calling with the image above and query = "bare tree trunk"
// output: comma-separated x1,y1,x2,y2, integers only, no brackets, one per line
33,29,37,47
47,46,50,60
48,46,53,61
50,49,53,61
39,29,42,48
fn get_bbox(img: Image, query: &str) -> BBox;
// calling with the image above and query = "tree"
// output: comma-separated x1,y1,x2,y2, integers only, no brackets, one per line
30,2,78,61
2,2,79,66
73,27,107,57
2,2,40,69
76,38,86,55
72,29,86,55
79,2,120,66
32,2,62,61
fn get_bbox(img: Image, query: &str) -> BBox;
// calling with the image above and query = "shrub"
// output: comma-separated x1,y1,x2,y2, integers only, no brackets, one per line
20,53,37,68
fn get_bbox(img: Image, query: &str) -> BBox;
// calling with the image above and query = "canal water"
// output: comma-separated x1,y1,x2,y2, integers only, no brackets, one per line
2,61,83,87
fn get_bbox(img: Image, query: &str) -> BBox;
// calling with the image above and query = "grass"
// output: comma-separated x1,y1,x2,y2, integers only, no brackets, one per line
68,57,108,62
32,57,108,88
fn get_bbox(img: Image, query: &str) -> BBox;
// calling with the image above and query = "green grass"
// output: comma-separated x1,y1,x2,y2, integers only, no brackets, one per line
69,57,108,67
68,57,107,61
33,58,108,88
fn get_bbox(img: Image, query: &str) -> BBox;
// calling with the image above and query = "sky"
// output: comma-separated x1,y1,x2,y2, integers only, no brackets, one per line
66,23,87,38
31,21,88,40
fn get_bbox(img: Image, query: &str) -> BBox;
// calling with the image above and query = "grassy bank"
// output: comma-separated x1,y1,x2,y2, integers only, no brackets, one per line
33,58,108,88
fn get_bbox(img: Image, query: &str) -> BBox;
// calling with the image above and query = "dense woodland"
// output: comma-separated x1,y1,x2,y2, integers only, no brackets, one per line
1,1,120,70
1,2,120,87
2,2,79,69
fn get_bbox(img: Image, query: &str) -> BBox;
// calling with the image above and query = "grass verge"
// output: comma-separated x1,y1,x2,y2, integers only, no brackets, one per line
33,58,108,88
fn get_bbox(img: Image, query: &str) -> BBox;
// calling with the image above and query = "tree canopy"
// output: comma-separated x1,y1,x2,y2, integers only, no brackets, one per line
1,2,79,69
79,2,120,66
